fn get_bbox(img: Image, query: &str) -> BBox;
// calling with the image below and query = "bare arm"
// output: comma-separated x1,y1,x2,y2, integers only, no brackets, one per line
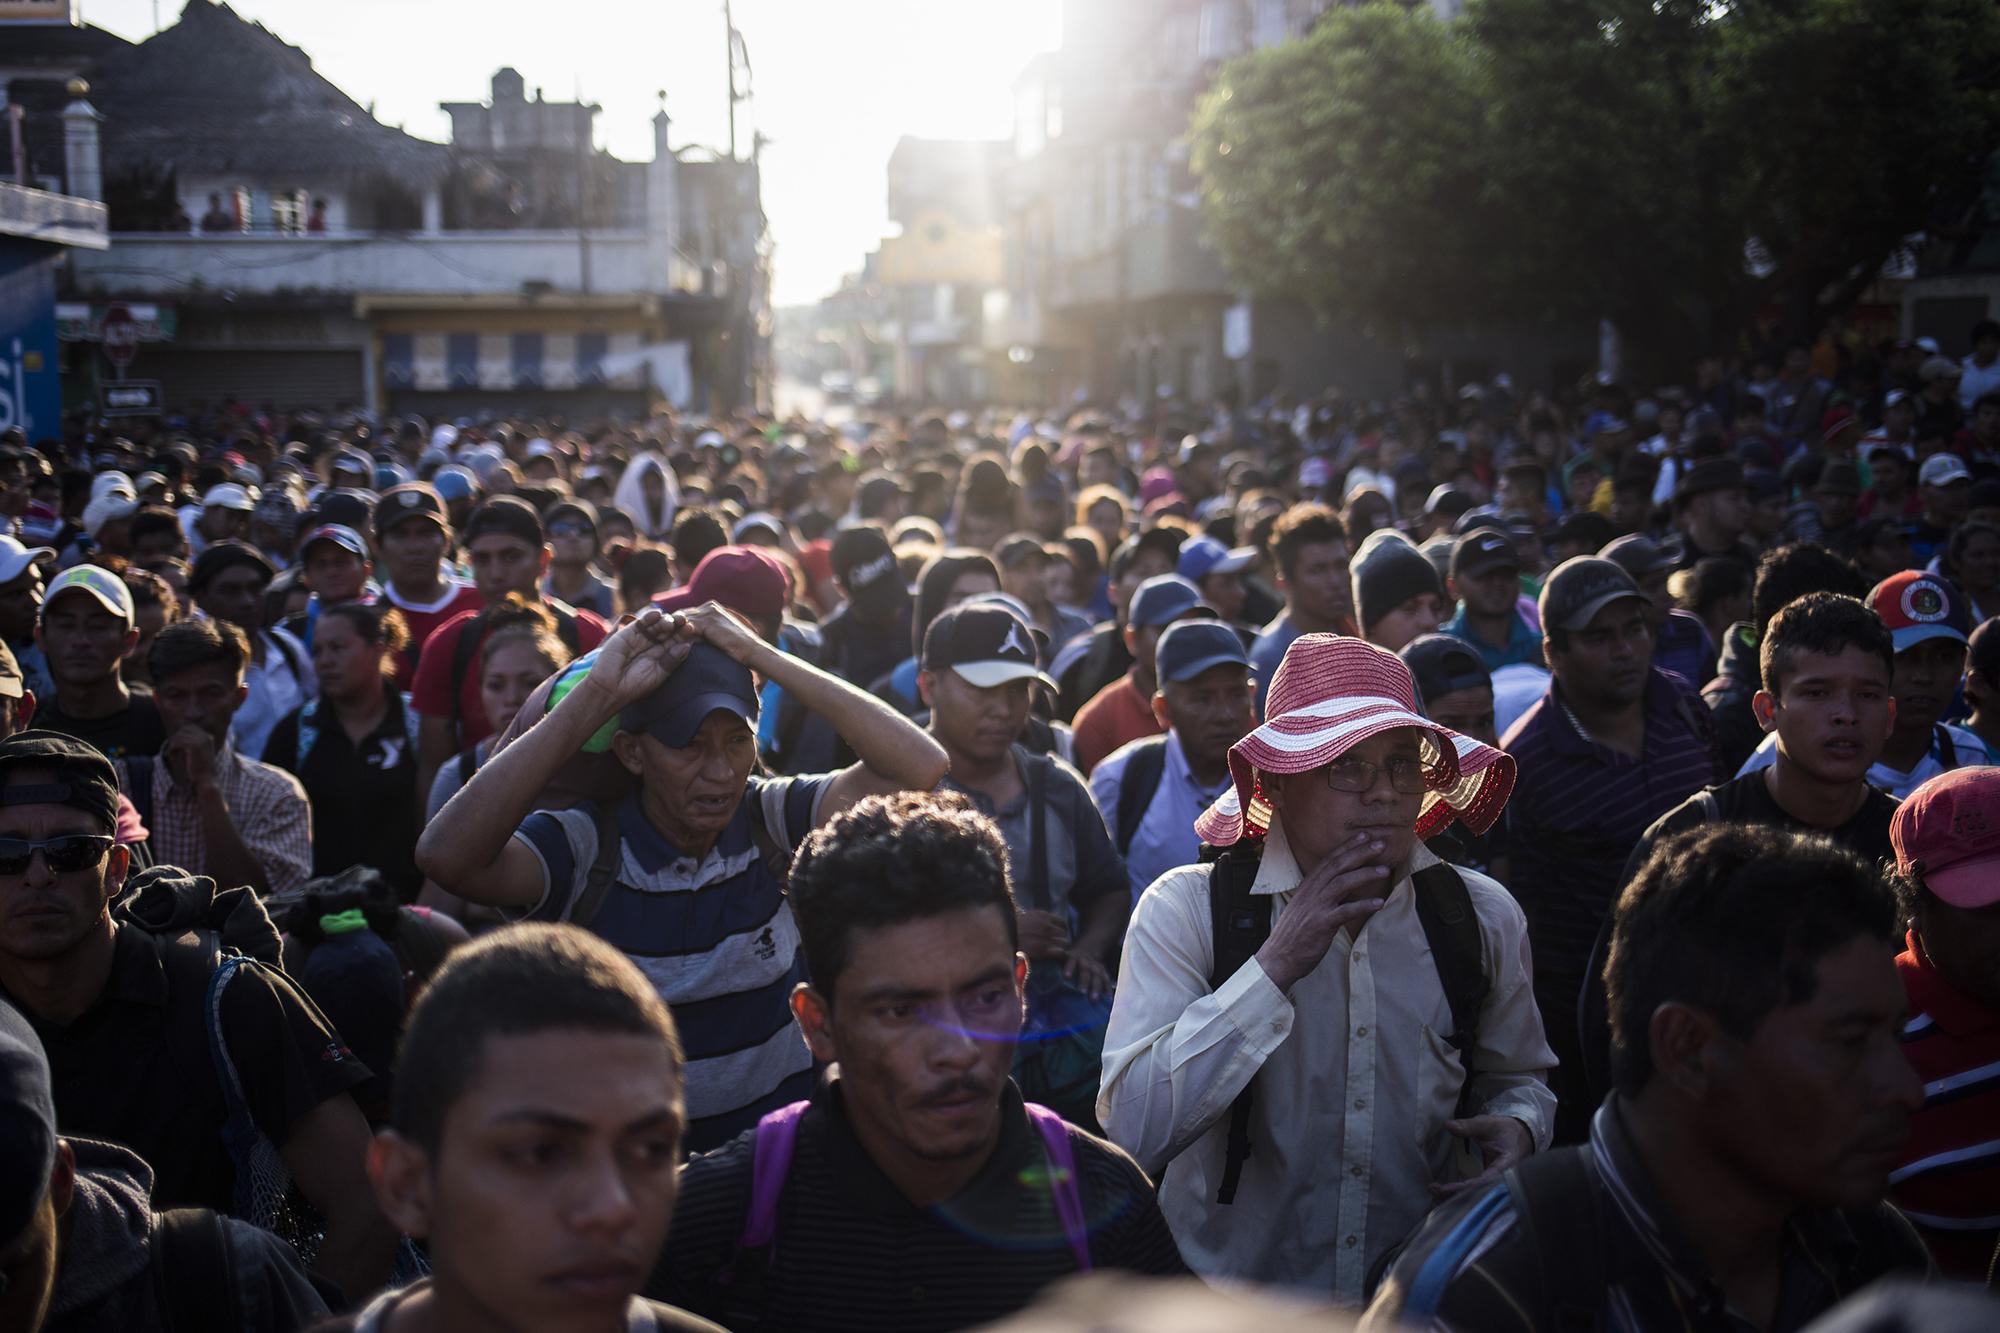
674,604,948,823
279,1093,398,1305
415,610,689,907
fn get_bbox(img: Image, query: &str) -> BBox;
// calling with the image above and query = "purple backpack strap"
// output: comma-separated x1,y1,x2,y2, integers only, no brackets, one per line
721,1099,810,1283
1024,1103,1093,1273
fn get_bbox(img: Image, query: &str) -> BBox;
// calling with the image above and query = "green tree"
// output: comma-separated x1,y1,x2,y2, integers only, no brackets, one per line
1191,0,2000,383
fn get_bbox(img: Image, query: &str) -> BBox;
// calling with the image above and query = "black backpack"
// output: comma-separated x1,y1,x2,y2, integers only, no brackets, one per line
1203,838,1490,1205
149,1207,240,1333
447,601,585,749
1112,735,1170,855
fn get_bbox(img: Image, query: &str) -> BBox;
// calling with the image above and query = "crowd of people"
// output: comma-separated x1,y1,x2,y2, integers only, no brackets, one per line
2,319,2000,1332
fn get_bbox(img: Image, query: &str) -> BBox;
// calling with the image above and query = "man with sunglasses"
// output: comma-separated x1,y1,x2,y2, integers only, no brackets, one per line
1099,635,1555,1303
0,730,397,1305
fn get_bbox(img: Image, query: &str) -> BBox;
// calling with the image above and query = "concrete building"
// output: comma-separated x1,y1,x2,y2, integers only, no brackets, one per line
878,137,1009,404
11,0,768,418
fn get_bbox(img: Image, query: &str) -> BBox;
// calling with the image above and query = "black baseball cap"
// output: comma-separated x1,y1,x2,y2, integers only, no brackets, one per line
0,998,55,1249
618,642,760,747
1400,633,1492,710
1539,556,1646,633
922,603,1054,689
1599,534,1674,581
464,495,545,548
0,731,120,832
374,483,449,538
189,539,275,594
1451,529,1519,580
1155,619,1250,684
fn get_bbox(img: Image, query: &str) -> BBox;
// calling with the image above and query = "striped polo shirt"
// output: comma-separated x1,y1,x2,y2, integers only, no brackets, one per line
515,773,827,1153
1891,933,2000,1280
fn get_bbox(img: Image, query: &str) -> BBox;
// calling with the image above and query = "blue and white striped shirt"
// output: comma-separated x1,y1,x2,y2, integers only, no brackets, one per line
515,773,828,1152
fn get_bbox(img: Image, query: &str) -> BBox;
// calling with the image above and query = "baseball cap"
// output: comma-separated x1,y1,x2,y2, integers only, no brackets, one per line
373,483,448,538
1177,535,1255,582
1867,570,1971,652
82,494,139,540
1674,456,1746,504
1538,556,1646,633
653,546,789,621
1598,534,1674,581
0,536,53,586
201,482,256,512
1155,619,1250,684
1129,574,1213,630
731,512,787,545
1451,529,1519,581
0,641,21,700
0,730,120,831
0,997,56,1250
1399,632,1492,710
831,526,905,610
1919,453,1972,488
299,523,370,561
1920,356,1963,384
545,499,600,538
617,642,760,748
189,540,276,594
42,565,134,625
996,533,1050,570
1892,767,2000,909
922,603,1053,690
463,495,544,548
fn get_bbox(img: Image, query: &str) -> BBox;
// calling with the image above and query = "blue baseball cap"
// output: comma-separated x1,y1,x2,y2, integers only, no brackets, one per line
619,642,760,747
1177,535,1256,583
1129,574,1214,630
1155,619,1250,684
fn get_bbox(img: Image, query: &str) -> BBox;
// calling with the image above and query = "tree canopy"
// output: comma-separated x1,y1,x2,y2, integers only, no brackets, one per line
1189,0,2000,382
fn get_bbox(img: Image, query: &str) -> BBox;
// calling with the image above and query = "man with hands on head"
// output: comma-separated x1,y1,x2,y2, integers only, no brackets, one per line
416,601,948,1154
1097,633,1555,1305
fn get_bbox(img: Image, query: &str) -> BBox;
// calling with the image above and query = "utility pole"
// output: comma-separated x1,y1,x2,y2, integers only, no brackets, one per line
723,0,737,161
575,78,592,295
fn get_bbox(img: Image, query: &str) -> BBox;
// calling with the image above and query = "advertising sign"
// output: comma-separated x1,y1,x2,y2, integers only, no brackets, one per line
0,255,60,440
102,380,163,416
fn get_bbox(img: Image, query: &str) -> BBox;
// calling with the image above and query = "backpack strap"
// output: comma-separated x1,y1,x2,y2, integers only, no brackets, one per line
569,801,625,930
1114,736,1169,856
1206,842,1268,1205
716,1098,811,1299
1935,723,1958,770
1023,1103,1093,1272
550,602,584,655
267,628,306,686
1026,754,1052,912
445,607,490,751
1409,862,1491,1117
150,1207,239,1333
295,698,320,771
1504,1148,1608,1333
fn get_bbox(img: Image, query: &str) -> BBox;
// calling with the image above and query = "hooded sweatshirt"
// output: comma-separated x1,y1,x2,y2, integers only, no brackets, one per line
1701,619,1763,774
47,1138,327,1333
613,453,680,539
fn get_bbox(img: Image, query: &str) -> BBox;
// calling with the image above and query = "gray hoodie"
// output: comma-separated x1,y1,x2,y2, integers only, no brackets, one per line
46,1138,328,1333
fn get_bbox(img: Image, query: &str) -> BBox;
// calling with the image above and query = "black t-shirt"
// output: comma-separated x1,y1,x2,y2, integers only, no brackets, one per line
263,693,421,897
650,1080,1186,1332
38,683,166,760
12,925,371,1212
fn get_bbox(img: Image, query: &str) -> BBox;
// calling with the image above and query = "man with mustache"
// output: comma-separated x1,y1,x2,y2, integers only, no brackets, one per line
1735,570,1990,797
1368,824,1931,1331
647,792,1184,1332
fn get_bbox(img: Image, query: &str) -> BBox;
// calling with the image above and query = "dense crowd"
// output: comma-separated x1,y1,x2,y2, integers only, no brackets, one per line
2,320,2000,1332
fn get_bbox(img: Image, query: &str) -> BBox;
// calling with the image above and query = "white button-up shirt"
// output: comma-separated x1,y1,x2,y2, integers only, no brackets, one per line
1097,816,1556,1304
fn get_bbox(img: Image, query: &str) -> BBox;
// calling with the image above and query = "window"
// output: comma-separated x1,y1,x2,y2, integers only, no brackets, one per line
271,189,307,235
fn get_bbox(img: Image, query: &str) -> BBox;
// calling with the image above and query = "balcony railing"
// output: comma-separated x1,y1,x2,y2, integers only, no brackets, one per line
66,229,702,300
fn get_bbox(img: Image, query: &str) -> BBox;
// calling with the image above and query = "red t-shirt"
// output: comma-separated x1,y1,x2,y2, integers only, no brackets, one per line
1891,932,2000,1280
1071,673,1163,775
411,602,608,746
383,583,484,687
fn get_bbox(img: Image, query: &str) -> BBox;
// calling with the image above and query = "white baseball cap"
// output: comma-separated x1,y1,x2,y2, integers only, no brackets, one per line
1919,453,1973,488
83,494,139,539
0,536,55,585
202,482,257,511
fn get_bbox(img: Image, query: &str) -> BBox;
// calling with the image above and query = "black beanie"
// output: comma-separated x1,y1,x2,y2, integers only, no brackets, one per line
1351,529,1443,632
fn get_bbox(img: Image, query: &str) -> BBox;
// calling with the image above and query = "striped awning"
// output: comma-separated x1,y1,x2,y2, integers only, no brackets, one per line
380,330,647,392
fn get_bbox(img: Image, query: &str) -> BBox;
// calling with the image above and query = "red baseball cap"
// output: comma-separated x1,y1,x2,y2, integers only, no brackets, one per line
652,545,789,621
1892,767,2000,909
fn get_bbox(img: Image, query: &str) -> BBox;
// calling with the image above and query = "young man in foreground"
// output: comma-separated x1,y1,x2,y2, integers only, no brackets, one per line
326,924,721,1332
649,792,1184,1331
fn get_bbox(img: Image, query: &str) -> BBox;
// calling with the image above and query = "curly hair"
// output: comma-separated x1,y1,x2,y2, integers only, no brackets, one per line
786,791,1018,1003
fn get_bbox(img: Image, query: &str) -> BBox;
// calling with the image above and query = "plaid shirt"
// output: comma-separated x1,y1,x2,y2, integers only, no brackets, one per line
118,745,313,897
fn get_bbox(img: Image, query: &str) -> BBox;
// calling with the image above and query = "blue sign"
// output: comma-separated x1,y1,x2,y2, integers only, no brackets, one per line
0,248,61,441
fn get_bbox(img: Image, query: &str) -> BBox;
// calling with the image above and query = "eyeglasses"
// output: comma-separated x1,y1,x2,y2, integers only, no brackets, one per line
0,834,115,875
548,521,592,539
1325,756,1427,795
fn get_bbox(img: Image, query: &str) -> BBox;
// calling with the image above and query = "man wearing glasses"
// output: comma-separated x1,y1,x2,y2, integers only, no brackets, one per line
0,730,397,1303
1098,634,1556,1305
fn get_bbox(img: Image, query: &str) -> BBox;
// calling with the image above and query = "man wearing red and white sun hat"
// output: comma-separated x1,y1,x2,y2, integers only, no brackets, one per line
1098,632,1555,1304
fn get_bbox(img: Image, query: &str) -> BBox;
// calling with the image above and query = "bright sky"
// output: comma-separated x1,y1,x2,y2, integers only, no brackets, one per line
74,0,1061,306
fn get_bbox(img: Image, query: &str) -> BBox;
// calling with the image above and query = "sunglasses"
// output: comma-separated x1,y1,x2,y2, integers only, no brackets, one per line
548,521,594,539
0,834,115,875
